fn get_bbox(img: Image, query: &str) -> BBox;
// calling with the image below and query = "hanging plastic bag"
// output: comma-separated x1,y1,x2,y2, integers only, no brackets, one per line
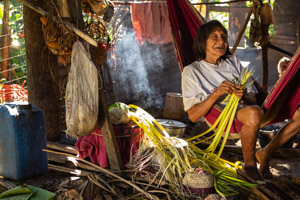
65,41,99,138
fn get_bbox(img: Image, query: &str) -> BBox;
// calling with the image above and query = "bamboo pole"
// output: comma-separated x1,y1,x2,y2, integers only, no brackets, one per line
0,179,16,190
47,141,78,155
48,163,91,176
231,7,253,54
16,0,98,47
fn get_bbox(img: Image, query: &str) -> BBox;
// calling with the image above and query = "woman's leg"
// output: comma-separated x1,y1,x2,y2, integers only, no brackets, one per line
256,107,300,178
237,105,264,181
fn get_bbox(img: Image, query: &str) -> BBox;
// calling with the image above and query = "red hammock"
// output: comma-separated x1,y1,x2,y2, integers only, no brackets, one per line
166,0,300,133
261,48,300,126
166,0,205,71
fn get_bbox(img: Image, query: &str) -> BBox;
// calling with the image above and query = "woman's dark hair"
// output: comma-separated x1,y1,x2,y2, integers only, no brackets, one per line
193,20,231,61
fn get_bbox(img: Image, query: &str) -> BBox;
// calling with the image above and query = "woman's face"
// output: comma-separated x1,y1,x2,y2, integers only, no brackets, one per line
205,28,228,60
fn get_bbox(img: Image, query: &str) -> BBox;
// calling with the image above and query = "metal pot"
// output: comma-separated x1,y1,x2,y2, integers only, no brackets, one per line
156,119,186,138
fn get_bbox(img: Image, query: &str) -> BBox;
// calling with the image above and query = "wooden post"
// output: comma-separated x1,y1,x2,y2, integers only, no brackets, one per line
261,24,270,91
67,0,123,171
98,85,123,171
23,0,61,141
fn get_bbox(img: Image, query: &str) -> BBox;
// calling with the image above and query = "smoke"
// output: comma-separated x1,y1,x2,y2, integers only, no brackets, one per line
107,29,165,108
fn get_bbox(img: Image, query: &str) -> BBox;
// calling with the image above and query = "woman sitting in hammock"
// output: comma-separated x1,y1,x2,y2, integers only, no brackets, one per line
182,20,300,181
182,20,264,181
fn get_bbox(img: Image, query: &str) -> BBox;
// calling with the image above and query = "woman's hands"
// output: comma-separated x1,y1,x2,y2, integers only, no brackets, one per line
235,85,246,99
214,81,245,99
187,81,251,122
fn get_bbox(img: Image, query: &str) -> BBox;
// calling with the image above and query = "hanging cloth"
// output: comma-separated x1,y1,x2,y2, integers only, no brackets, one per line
131,2,173,46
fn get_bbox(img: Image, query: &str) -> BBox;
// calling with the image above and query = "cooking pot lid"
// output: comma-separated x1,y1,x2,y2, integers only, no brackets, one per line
157,119,186,128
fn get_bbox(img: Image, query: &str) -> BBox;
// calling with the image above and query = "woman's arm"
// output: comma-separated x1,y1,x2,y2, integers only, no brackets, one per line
187,81,237,122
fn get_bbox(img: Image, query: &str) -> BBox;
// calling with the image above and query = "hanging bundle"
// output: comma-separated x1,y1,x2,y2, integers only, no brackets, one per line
249,4,262,46
85,13,111,65
40,1,76,56
81,0,115,22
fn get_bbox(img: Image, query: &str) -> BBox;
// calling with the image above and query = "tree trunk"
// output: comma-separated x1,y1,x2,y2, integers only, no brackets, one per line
0,0,11,80
23,0,61,141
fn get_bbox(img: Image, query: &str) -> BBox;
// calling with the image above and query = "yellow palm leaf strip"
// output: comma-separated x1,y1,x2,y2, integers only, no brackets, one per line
215,179,239,196
129,104,170,138
185,103,227,141
214,176,227,196
190,144,238,176
192,132,217,145
242,80,255,89
238,66,248,85
205,94,236,153
131,104,194,171
214,96,239,160
129,104,193,190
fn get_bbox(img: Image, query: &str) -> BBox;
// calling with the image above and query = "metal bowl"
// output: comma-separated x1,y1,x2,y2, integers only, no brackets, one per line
156,119,186,138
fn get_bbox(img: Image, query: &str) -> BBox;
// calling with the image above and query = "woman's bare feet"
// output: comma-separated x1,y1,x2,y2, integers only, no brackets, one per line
243,166,264,181
255,148,274,179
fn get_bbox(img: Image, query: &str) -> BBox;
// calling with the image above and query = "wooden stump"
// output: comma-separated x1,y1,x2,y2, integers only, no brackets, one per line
163,92,186,120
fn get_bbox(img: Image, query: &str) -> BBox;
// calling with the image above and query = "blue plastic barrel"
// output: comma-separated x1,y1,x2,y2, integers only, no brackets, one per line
0,103,48,180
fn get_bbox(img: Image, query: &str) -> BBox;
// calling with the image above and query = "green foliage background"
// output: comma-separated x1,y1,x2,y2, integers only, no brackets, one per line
0,0,26,83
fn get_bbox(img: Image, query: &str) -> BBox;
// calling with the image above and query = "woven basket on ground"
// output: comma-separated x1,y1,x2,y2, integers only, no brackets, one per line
182,168,214,195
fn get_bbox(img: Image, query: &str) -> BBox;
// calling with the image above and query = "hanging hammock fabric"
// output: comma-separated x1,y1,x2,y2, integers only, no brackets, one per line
261,48,300,126
166,0,300,133
166,0,205,71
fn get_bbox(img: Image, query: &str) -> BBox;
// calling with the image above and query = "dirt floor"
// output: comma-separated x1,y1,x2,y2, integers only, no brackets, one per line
234,138,300,178
230,147,300,179
1,124,299,199
268,157,300,178
18,148,300,200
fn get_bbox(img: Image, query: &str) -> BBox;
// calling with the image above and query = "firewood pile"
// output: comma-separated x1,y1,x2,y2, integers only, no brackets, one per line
45,142,181,200
0,141,299,200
